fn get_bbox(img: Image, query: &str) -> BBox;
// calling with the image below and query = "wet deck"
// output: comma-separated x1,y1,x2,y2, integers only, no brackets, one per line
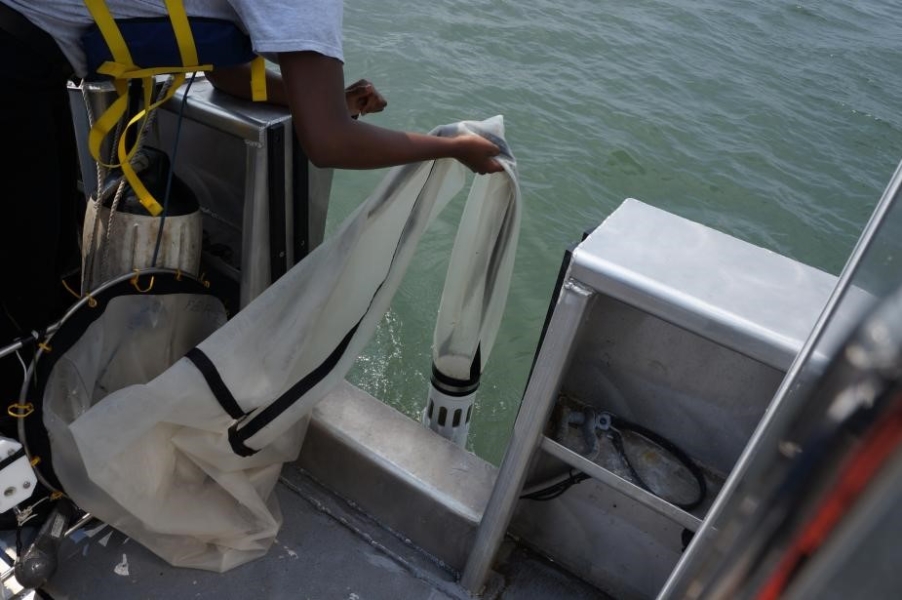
3,463,609,600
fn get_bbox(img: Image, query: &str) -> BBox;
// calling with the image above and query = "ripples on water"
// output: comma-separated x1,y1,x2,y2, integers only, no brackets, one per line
328,1,902,464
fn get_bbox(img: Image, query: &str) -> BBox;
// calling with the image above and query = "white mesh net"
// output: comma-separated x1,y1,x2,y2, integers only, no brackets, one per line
40,116,520,571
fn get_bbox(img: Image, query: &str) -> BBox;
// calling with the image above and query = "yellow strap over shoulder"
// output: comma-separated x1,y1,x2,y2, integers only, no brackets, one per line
250,55,267,102
83,0,267,216
164,0,198,66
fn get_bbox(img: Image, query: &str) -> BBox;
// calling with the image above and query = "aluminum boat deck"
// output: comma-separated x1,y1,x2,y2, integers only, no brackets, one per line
3,462,609,600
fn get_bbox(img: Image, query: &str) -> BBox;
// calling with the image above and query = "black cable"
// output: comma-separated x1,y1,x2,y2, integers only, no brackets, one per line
520,469,589,501
151,72,197,267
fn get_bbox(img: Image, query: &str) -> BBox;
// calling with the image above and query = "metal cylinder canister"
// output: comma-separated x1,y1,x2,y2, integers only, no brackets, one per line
81,147,202,292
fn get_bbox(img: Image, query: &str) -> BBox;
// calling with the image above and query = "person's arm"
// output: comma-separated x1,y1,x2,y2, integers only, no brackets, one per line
205,53,502,174
205,61,289,105
206,62,382,117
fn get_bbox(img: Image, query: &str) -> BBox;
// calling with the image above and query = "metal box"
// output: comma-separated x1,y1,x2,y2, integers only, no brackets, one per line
478,199,838,600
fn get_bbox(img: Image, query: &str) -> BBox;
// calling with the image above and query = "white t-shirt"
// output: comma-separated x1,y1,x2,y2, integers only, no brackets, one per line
1,0,343,77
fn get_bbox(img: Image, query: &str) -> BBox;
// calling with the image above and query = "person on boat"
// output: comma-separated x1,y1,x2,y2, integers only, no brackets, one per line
0,0,503,414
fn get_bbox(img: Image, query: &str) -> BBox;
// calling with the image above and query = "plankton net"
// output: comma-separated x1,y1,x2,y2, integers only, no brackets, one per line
24,116,521,572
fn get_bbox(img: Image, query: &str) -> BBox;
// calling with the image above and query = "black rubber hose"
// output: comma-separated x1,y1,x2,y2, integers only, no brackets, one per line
520,470,589,501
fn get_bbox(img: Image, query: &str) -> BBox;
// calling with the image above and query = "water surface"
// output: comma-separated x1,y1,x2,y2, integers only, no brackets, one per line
328,1,902,464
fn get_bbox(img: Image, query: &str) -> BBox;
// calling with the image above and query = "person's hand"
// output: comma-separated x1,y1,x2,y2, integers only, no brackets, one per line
454,134,504,174
345,79,387,118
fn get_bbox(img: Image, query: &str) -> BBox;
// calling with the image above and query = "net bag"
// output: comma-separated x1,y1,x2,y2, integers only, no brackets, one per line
33,116,521,572
18,270,226,518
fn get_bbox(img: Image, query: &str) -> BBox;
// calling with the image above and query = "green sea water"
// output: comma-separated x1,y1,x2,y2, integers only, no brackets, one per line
326,1,902,465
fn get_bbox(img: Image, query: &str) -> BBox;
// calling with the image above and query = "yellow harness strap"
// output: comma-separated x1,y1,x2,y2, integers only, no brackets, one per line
83,0,267,216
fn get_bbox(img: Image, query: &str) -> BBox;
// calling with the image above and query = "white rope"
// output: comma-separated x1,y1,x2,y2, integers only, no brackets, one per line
80,81,106,199
100,179,129,282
